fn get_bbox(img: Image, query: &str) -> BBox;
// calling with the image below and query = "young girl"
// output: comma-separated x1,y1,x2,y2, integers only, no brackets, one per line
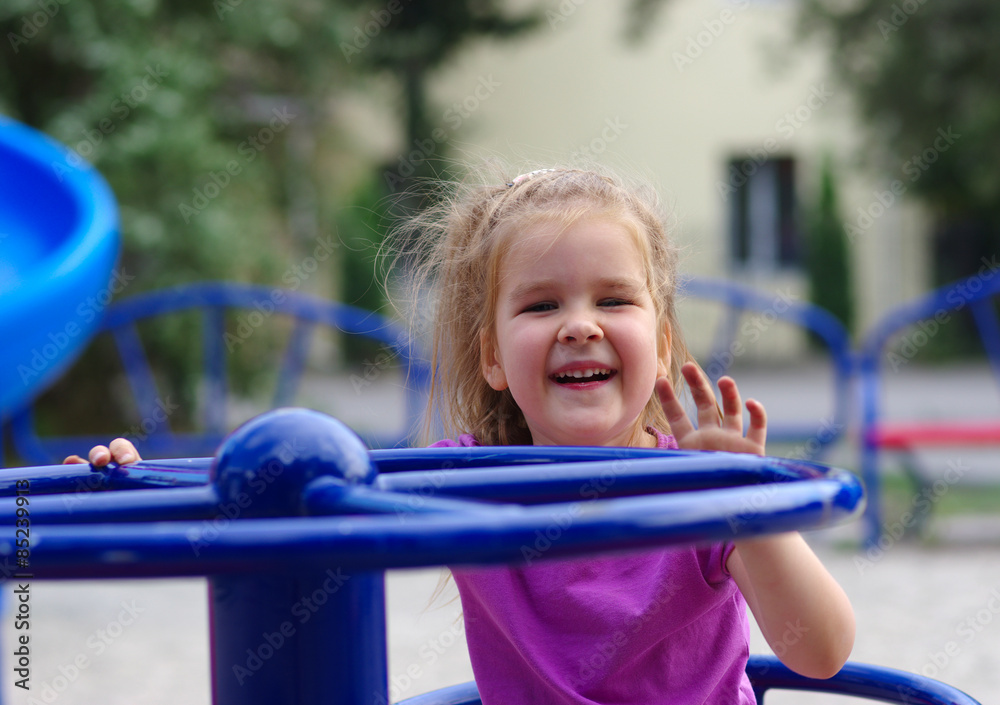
68,166,854,704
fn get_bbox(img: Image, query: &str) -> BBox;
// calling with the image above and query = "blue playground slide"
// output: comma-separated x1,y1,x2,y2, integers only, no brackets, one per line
0,117,120,415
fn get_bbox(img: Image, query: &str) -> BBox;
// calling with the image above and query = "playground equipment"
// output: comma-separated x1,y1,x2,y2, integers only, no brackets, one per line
680,276,853,460
0,117,120,415
6,282,429,464
1,407,981,704
858,270,1000,544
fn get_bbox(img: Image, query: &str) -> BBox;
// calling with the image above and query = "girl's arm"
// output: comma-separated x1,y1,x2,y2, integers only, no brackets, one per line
727,533,854,679
657,362,855,678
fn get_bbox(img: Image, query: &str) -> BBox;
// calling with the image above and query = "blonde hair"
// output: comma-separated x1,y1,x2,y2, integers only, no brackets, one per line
393,165,691,446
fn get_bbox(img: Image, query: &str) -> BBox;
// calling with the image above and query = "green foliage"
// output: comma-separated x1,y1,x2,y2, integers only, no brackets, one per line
798,0,1000,279
805,157,854,336
337,175,394,364
0,0,352,432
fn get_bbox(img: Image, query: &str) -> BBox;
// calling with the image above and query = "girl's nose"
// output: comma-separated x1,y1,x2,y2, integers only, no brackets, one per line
558,314,604,344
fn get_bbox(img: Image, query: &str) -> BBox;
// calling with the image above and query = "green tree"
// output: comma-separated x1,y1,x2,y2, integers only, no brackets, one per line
798,0,1000,284
332,0,543,362
806,157,853,335
0,0,354,436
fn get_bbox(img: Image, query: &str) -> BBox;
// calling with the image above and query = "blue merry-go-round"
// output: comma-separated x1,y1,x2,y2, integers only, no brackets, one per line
0,119,984,704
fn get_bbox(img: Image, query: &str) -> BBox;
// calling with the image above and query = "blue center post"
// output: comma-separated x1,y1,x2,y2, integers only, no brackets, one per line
208,408,388,705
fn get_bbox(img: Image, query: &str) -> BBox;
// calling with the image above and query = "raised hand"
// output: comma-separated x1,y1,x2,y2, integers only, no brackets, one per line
63,438,142,467
656,361,766,455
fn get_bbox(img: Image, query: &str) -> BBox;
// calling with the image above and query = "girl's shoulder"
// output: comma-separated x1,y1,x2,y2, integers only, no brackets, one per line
648,427,679,449
428,434,480,448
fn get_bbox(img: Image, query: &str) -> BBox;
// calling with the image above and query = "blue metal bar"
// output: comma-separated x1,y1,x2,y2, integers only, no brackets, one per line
303,477,497,516
4,485,220,524
9,478,861,579
272,318,314,407
203,306,228,435
746,655,981,704
394,656,984,705
112,323,168,435
0,459,212,495
969,298,1000,393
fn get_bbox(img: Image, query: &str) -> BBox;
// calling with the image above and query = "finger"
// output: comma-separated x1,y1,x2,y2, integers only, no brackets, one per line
88,445,111,466
62,454,87,465
108,438,140,464
745,398,767,452
655,376,695,440
681,362,721,429
716,376,744,433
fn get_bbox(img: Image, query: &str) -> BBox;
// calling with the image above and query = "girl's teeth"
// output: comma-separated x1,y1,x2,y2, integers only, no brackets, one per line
557,368,610,380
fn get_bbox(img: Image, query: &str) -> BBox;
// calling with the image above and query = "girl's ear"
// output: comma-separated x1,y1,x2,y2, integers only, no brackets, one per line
480,329,509,391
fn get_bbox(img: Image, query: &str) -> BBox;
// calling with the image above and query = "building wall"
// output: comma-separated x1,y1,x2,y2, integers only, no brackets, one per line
370,0,933,353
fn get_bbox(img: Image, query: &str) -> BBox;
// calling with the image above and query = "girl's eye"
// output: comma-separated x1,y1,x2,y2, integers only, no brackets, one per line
524,302,556,313
599,298,632,307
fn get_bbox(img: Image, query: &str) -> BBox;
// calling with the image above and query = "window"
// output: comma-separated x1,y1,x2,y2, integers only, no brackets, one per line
727,156,800,270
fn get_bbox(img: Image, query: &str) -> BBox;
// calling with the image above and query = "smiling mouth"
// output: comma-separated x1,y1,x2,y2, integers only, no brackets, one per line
551,368,615,384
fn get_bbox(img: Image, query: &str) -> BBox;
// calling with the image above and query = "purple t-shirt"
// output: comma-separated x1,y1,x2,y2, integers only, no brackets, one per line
430,431,755,704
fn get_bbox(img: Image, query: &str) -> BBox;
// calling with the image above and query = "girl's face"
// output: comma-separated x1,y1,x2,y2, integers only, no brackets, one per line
481,215,669,447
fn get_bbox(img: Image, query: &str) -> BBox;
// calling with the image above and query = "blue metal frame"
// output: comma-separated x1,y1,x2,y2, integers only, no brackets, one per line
7,282,430,464
857,271,1000,545
679,276,854,458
